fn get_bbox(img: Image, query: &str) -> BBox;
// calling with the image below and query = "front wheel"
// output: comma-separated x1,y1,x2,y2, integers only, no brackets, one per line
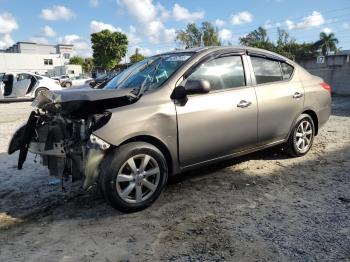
99,142,168,212
284,114,315,157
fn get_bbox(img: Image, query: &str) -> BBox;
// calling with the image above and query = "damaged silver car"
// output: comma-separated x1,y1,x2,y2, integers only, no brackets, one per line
8,47,331,212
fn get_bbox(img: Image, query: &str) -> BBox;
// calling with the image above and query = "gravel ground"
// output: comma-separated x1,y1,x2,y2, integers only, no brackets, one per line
0,97,349,262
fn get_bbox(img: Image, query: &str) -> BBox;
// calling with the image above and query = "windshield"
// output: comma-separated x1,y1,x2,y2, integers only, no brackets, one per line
104,53,193,91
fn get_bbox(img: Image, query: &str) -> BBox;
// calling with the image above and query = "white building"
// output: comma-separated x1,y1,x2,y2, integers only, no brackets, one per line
0,42,82,76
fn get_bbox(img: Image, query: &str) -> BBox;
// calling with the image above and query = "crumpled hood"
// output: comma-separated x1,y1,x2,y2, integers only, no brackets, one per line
32,88,138,117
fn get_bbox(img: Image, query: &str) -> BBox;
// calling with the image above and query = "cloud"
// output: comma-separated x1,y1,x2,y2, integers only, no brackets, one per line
218,28,232,41
231,11,253,25
40,5,75,21
127,25,141,46
215,19,226,27
173,3,204,22
0,12,18,49
29,36,49,44
41,25,56,37
343,22,350,29
90,0,99,7
58,34,91,57
0,12,18,34
119,0,176,45
119,0,157,23
285,11,325,30
322,27,332,34
90,20,122,33
0,34,14,49
263,20,281,30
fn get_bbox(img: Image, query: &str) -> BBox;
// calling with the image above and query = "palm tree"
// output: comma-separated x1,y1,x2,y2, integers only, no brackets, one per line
314,32,339,56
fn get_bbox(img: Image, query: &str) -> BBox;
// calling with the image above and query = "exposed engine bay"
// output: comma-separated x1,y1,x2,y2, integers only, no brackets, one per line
8,88,138,189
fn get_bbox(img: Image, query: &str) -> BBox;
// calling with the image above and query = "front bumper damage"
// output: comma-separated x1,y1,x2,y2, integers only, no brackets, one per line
8,88,138,189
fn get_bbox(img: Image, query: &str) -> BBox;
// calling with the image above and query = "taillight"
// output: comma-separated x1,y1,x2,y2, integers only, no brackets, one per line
320,82,331,92
55,80,60,85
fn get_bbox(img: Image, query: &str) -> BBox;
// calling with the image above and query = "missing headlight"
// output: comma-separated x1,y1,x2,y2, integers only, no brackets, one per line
90,134,110,150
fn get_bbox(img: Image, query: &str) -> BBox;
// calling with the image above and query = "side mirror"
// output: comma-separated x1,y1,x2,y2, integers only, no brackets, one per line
171,80,210,100
184,79,211,95
171,79,210,101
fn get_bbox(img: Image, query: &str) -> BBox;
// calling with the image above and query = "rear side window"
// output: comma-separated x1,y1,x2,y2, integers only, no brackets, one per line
187,56,246,91
250,56,282,84
281,62,294,80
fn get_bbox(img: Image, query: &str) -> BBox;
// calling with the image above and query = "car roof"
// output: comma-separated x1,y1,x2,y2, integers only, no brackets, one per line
158,46,295,65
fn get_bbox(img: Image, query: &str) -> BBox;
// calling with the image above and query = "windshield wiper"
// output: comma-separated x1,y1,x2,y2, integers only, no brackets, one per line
136,58,164,97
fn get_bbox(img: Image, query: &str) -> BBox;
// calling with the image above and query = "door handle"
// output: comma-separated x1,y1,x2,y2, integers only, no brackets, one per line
293,92,303,99
237,100,252,108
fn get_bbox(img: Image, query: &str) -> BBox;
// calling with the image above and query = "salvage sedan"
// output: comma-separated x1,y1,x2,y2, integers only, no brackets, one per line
8,47,331,212
0,72,62,100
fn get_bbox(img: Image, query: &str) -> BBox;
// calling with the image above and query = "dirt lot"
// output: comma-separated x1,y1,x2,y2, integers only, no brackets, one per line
0,97,349,262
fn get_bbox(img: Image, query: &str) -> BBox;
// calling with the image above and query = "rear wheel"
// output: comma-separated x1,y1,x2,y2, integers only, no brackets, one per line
99,142,168,212
284,114,315,157
34,87,48,98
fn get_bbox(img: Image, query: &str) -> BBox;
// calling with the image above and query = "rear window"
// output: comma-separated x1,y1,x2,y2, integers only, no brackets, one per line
250,56,282,84
281,62,294,80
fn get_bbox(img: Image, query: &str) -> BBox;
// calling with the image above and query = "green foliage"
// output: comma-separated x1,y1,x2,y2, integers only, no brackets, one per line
239,27,274,50
69,56,84,66
239,27,319,61
82,58,94,73
91,29,128,70
130,53,145,63
176,22,221,49
313,32,339,56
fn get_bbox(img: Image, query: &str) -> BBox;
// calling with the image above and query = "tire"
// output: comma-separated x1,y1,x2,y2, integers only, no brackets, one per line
65,82,72,88
34,87,48,98
284,114,315,157
99,142,168,212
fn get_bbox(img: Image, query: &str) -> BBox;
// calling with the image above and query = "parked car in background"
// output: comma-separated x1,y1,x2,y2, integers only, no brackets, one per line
89,72,119,89
0,72,62,100
8,47,331,212
52,75,72,88
70,75,93,86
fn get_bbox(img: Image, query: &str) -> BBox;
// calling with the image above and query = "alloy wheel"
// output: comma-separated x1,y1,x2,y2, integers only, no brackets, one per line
294,120,313,153
116,154,160,204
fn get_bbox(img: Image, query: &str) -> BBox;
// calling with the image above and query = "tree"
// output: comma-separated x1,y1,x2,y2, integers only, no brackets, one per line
91,29,128,70
201,22,221,47
130,53,145,63
239,26,274,51
314,32,339,56
82,58,94,74
176,22,221,49
239,27,318,62
69,56,84,66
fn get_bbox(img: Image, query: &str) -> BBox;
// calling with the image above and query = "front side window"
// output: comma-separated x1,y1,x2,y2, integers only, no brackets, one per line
187,56,246,91
250,56,282,84
104,53,193,91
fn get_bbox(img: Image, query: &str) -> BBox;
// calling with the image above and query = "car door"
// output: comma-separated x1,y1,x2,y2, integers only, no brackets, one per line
248,55,304,144
176,54,258,167
12,73,32,97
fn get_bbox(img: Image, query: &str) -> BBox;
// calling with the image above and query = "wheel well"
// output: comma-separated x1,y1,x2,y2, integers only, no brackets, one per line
120,135,174,174
34,87,48,97
303,110,319,135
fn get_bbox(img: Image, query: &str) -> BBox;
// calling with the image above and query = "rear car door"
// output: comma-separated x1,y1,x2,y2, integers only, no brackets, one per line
248,54,304,144
176,54,258,167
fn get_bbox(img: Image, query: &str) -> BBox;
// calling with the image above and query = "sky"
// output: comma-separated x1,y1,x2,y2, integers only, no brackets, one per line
0,0,349,58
